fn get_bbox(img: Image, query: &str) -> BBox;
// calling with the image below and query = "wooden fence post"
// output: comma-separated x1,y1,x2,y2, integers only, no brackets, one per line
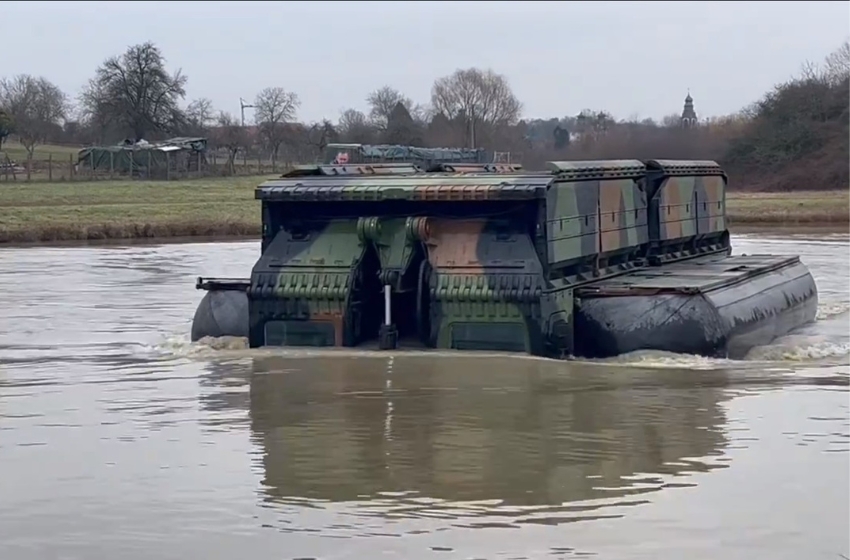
69,153,74,180
48,153,53,181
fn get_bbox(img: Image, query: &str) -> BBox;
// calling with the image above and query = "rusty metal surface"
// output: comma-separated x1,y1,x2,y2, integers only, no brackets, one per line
256,175,553,201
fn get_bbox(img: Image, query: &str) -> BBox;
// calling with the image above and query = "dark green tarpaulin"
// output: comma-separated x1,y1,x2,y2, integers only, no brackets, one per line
323,143,488,166
77,137,208,177
77,145,163,174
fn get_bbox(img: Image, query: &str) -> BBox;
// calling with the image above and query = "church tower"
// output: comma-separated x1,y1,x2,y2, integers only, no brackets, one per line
681,91,698,128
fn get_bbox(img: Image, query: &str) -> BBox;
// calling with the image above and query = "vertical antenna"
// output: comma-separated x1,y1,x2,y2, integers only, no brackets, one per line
240,97,255,127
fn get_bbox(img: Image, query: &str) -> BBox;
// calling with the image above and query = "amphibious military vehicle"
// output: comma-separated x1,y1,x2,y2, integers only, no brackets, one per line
191,155,818,360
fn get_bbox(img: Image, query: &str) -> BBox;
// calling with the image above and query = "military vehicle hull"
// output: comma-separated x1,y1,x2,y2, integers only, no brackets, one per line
191,278,249,341
191,254,817,360
189,158,819,360
574,254,818,359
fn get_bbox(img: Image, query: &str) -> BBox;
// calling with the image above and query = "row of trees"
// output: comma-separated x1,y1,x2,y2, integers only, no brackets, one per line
0,42,527,167
1,40,848,189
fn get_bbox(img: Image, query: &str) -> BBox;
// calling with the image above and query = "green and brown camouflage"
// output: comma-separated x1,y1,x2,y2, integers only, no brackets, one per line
246,159,732,356
544,160,648,272
644,159,729,262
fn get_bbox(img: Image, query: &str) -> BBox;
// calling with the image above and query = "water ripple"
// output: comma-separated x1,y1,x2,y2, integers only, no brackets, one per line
0,235,846,560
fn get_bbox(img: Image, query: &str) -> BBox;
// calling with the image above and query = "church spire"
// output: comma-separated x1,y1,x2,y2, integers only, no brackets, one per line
681,90,697,128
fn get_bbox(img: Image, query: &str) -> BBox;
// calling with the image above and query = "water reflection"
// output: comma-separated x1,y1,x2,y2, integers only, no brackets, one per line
0,233,846,560
202,355,732,518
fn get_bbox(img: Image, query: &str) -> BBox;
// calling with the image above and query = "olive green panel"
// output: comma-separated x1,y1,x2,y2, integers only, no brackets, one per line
357,216,425,287
598,178,649,253
424,219,545,354
540,281,574,357
249,220,368,347
545,181,600,265
657,176,698,242
695,175,727,235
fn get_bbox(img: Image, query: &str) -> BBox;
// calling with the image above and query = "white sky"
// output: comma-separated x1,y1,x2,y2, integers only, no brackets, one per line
4,1,849,123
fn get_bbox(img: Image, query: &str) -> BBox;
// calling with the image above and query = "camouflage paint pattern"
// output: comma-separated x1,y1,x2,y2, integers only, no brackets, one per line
248,219,370,348
246,158,730,356
697,174,726,234
645,160,727,245
421,217,544,353
544,175,648,266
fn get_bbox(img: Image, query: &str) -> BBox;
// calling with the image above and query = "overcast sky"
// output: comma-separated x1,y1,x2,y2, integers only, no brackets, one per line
4,1,849,123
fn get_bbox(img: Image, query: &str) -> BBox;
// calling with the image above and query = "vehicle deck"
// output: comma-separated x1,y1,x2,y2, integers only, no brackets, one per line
196,277,250,292
575,254,802,297
198,255,804,298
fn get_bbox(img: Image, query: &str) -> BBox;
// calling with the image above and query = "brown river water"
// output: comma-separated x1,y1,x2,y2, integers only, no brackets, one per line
0,232,848,560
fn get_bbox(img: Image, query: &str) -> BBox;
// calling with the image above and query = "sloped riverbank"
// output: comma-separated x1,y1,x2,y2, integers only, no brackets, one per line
0,177,846,244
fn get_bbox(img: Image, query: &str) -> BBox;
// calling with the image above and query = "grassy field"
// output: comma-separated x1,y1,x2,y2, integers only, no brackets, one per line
0,175,273,243
725,190,849,225
0,142,80,163
0,176,847,244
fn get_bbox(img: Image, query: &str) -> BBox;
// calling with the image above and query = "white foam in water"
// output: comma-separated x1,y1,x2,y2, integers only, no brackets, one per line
155,333,849,369
596,350,742,370
153,334,251,359
152,298,849,369
744,334,850,362
155,333,561,363
816,301,850,320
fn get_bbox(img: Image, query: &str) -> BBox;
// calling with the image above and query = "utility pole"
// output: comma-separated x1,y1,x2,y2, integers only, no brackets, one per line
240,97,255,127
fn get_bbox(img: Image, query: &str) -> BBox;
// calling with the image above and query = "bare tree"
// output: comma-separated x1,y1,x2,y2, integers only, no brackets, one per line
186,97,215,133
305,119,339,155
409,103,432,128
337,108,375,143
430,68,522,148
798,40,849,87
76,76,116,144
253,86,300,166
212,111,247,175
823,40,850,85
80,42,187,142
0,74,67,178
366,86,414,131
660,113,684,128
